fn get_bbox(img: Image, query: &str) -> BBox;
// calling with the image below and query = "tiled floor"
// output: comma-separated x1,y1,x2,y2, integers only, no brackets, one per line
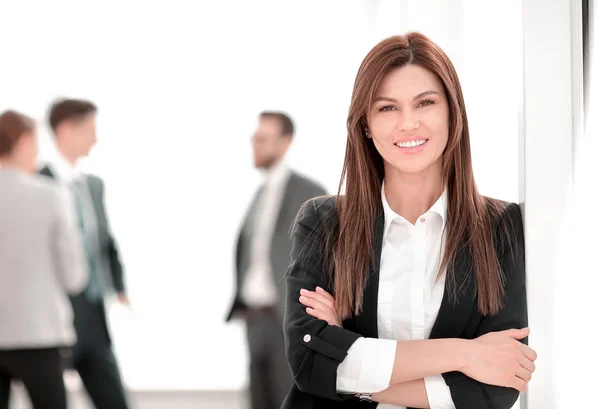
9,387,247,409
8,370,248,408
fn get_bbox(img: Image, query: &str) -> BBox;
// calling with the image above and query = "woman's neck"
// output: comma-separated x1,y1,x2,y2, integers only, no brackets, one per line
384,164,444,225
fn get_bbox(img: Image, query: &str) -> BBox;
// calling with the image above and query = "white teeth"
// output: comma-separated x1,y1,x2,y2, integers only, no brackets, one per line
396,139,427,148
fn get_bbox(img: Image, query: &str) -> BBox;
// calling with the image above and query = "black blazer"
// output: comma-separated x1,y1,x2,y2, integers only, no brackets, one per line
282,196,527,409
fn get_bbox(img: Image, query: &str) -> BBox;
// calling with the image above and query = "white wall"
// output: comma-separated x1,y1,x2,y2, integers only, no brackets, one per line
0,1,523,391
553,0,600,407
521,0,600,407
520,0,573,404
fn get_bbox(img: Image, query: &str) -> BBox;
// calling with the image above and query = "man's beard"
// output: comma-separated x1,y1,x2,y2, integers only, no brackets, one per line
257,154,279,170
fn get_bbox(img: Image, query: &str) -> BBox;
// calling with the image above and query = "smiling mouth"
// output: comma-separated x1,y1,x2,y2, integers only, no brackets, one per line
395,139,428,148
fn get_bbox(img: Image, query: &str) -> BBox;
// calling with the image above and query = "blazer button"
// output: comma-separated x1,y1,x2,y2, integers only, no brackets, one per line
303,334,311,343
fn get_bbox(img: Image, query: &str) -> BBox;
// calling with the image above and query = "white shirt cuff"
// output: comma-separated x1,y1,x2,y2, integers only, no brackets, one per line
424,375,456,409
336,337,397,393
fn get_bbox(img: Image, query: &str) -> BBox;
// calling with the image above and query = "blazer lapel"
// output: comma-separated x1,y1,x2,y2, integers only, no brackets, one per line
242,185,265,233
353,204,385,338
273,173,297,235
429,239,477,340
85,177,104,226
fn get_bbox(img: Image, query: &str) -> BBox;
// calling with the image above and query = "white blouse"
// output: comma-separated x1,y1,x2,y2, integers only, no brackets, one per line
336,184,455,409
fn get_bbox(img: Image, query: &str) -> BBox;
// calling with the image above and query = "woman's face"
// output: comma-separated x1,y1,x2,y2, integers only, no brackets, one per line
368,64,450,178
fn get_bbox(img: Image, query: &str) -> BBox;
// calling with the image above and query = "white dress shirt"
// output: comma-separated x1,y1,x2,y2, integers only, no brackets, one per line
240,161,291,307
336,184,455,409
49,152,92,184
52,154,97,214
48,155,102,258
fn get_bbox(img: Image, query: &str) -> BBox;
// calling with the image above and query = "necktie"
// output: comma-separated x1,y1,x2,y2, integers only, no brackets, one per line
73,180,103,302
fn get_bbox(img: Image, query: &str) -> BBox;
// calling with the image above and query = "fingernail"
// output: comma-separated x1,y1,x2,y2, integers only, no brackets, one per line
300,289,307,294
299,296,307,302
316,286,323,292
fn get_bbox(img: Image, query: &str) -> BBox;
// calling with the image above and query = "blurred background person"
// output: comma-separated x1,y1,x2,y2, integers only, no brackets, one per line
0,110,87,409
225,111,327,409
39,99,130,409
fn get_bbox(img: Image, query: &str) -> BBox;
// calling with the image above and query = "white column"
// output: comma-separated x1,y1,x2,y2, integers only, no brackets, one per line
520,0,581,408
553,1,600,408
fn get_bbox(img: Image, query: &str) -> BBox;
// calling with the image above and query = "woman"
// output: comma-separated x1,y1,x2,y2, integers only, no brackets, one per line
0,110,87,409
283,33,536,409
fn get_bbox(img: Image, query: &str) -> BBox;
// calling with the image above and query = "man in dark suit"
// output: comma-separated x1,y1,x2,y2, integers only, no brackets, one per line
226,112,327,409
40,99,129,409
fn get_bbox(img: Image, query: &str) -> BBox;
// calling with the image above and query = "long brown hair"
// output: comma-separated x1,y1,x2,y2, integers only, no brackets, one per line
327,32,506,319
0,110,35,157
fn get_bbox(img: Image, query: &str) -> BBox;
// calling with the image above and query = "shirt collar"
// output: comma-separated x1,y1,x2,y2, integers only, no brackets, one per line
381,181,447,237
263,160,290,188
48,152,83,183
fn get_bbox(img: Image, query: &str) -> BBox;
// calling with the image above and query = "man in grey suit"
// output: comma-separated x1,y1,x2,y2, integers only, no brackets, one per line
226,112,327,409
39,99,129,409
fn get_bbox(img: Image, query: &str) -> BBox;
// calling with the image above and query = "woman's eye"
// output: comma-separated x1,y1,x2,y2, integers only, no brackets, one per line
418,99,435,107
378,105,396,112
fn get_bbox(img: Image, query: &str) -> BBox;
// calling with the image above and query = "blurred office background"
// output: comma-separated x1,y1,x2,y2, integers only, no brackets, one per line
0,0,597,408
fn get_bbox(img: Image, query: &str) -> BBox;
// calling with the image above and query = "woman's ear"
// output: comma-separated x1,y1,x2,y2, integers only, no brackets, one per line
360,118,371,138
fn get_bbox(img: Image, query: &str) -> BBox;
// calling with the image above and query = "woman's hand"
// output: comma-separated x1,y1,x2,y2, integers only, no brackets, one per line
461,328,537,392
299,287,342,327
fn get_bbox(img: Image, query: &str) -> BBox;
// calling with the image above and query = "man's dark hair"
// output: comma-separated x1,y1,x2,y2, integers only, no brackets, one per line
259,111,294,137
49,99,97,132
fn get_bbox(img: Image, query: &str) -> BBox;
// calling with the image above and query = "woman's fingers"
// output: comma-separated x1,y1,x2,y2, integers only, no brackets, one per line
521,344,538,362
300,288,340,326
305,307,336,325
300,288,341,327
515,365,532,383
510,376,528,393
315,286,335,301
299,294,334,315
300,289,334,309
520,356,536,374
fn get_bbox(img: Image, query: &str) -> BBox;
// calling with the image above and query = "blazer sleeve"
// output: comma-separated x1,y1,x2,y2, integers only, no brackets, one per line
96,178,126,293
443,203,528,409
284,198,362,401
